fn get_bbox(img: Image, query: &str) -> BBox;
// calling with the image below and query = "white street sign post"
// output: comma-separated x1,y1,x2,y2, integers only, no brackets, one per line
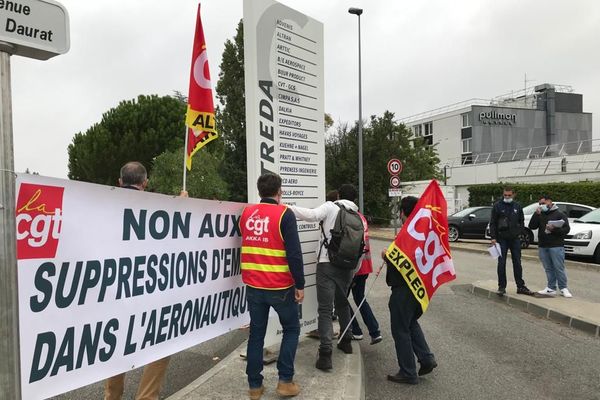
0,2,69,398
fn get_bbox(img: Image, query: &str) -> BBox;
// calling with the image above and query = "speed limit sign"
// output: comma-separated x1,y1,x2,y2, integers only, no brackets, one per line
387,158,402,175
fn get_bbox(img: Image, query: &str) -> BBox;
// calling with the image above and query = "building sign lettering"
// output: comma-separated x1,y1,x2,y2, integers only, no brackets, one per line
479,109,516,125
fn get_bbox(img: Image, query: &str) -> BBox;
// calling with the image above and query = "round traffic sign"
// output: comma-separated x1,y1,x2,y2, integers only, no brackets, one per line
390,176,401,188
387,158,402,175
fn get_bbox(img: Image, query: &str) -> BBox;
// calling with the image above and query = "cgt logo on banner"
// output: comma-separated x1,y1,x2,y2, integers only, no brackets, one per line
16,183,64,260
385,180,456,313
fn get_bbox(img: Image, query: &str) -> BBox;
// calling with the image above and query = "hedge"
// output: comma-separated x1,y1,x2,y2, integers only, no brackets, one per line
468,182,600,208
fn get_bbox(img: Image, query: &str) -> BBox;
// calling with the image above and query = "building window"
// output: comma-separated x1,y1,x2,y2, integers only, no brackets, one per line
412,124,422,137
461,113,470,128
424,122,433,136
461,138,472,154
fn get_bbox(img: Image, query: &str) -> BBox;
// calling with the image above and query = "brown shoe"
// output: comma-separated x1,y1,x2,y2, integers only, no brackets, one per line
276,381,300,397
249,386,264,400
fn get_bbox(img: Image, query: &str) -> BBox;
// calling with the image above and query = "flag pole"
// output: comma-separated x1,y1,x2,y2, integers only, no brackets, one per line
182,127,188,192
338,261,386,344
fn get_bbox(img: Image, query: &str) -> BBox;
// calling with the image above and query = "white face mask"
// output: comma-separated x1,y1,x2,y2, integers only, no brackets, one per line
503,198,513,204
540,204,549,212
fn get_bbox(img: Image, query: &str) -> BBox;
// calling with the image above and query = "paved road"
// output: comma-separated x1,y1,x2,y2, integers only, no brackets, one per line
359,239,600,400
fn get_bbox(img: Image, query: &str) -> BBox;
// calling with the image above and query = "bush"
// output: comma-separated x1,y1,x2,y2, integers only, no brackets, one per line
468,181,600,207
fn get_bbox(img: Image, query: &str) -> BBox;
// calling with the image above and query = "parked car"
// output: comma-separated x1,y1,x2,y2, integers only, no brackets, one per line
484,201,595,248
564,208,600,263
448,206,492,242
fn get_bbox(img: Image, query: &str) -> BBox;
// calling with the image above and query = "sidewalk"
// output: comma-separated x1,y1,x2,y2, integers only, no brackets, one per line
471,280,600,337
167,329,364,400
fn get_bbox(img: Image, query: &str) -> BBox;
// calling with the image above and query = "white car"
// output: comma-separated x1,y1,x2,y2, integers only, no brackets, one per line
485,201,595,247
564,208,600,262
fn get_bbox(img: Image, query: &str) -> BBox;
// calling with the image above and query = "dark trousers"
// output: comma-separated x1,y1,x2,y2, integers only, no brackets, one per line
388,285,434,378
350,274,381,338
246,286,299,389
316,262,354,351
497,237,525,289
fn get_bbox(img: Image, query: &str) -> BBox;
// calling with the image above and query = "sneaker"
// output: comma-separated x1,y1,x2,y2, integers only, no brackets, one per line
418,360,438,376
517,286,535,296
496,287,506,296
560,288,573,298
387,372,418,385
315,349,332,370
352,334,364,340
370,335,383,345
276,381,300,397
337,337,353,354
538,287,557,296
248,386,265,400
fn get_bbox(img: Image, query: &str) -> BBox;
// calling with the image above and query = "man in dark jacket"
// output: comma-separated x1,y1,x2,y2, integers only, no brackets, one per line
528,194,572,297
382,196,437,385
489,187,534,296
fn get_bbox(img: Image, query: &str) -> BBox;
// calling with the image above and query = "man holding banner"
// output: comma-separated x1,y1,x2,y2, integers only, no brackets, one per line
382,181,456,384
104,161,170,400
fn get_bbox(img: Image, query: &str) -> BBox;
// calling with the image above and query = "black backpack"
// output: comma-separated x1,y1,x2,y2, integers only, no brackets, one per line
320,203,366,270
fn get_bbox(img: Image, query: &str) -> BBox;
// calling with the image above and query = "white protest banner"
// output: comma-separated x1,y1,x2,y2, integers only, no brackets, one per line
16,174,248,399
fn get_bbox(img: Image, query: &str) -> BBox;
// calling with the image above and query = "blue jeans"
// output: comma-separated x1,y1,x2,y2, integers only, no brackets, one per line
246,286,300,389
538,247,568,290
350,274,381,338
497,237,526,289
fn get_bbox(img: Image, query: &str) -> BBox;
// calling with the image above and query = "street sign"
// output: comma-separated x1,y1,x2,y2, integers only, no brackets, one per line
390,175,400,188
389,188,402,197
0,0,70,60
387,158,402,175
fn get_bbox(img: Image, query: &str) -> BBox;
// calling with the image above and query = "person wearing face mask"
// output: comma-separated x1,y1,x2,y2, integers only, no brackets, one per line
489,187,535,296
528,195,572,297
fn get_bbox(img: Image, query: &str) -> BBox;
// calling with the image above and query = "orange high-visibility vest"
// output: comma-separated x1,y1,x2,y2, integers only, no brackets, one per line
240,203,294,290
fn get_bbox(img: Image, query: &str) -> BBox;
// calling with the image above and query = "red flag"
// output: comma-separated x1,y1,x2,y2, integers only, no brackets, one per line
384,180,456,313
185,4,218,170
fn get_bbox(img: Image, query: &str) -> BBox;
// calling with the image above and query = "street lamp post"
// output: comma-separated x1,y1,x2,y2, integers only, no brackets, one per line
348,7,364,213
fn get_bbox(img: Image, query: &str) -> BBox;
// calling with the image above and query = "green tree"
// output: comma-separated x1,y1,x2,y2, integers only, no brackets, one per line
215,20,247,202
325,111,440,222
67,95,186,185
148,146,229,199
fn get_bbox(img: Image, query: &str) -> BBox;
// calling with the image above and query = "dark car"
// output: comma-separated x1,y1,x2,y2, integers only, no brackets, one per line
448,206,492,242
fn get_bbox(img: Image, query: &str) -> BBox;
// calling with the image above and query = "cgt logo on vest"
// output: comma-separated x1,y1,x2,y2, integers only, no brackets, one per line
245,209,270,236
16,183,64,260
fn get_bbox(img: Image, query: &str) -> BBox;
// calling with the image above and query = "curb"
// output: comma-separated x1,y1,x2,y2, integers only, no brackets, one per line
369,233,600,273
469,284,600,338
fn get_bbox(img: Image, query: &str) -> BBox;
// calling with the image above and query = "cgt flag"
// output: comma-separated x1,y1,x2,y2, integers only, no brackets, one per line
384,180,456,313
185,4,218,170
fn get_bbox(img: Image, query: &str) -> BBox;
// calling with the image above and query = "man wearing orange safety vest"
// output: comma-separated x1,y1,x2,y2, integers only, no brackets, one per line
240,173,305,400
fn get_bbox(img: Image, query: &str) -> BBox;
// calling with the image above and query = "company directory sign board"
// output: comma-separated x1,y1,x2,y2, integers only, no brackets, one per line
0,0,69,60
244,0,324,337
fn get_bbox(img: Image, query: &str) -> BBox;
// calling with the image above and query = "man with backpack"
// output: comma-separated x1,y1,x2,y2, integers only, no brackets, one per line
291,184,364,371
